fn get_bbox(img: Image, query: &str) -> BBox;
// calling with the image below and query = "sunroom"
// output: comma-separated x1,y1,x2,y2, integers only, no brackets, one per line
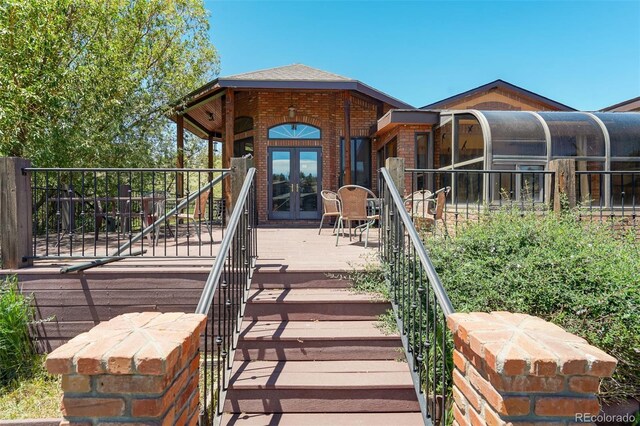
429,110,640,207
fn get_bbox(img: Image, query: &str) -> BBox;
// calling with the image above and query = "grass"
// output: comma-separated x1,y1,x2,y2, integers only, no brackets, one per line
0,360,61,419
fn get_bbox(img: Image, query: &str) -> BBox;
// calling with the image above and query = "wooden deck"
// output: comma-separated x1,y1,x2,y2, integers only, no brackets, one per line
14,226,379,273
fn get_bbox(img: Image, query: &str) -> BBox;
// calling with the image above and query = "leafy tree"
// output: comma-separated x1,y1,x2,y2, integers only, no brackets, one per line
0,0,218,167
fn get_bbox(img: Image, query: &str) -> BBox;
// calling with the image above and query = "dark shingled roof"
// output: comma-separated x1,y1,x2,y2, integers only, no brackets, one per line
173,64,413,110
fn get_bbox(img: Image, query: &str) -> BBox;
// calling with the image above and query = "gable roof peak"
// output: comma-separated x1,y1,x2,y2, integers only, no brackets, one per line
422,79,575,111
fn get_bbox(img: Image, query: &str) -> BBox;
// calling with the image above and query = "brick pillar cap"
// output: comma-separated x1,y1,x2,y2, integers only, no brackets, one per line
447,311,617,377
46,312,206,376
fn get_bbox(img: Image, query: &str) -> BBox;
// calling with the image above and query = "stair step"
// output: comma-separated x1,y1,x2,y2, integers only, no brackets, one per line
224,360,419,413
244,289,388,321
236,320,402,361
220,412,424,426
252,271,352,289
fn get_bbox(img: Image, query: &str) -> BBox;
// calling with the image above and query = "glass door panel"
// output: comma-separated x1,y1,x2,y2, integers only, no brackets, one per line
270,150,292,218
268,147,322,220
298,150,319,219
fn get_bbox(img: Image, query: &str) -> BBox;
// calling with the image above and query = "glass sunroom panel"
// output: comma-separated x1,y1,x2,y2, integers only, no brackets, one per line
436,121,452,168
454,161,483,204
455,114,483,164
539,112,605,157
482,111,547,156
593,112,640,157
610,162,640,206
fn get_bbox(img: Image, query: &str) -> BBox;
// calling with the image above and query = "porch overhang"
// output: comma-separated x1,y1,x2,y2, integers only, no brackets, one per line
374,109,440,135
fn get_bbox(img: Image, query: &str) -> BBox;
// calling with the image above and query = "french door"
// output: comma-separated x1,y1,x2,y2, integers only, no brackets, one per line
268,147,322,220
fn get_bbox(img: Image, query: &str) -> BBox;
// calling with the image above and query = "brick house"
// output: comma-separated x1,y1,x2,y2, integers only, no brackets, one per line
170,64,640,223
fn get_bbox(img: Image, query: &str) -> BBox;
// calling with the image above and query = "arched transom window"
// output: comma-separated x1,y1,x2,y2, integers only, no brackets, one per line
268,123,321,140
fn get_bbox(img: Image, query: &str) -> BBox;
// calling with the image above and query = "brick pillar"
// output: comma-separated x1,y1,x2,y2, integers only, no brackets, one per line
46,312,206,426
447,312,617,426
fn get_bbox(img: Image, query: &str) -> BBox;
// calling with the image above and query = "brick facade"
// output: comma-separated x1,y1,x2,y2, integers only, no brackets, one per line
228,89,389,223
447,312,617,426
375,124,432,195
46,312,206,426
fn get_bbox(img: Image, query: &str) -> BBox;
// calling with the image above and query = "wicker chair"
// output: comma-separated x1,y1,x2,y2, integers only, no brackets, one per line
411,186,450,236
318,190,341,235
336,185,379,248
404,189,434,217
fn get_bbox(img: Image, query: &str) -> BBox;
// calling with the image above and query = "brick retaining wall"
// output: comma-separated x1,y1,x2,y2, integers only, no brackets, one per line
46,312,206,425
447,312,617,426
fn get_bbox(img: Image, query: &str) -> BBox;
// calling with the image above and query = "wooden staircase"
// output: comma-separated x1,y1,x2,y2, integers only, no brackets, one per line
220,271,423,425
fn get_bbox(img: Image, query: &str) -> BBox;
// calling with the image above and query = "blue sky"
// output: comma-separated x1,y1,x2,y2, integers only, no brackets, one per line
205,1,640,111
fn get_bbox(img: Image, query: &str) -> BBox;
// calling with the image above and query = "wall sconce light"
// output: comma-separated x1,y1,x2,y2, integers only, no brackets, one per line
207,111,215,121
288,105,296,119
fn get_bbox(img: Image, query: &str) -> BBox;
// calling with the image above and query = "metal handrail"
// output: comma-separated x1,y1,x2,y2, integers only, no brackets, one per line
196,167,256,314
195,167,257,426
25,167,230,172
380,167,454,316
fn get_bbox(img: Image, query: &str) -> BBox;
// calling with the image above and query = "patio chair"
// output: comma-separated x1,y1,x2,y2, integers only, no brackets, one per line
318,190,341,235
173,189,213,243
336,185,379,248
411,186,450,236
116,184,133,234
404,189,434,217
141,193,171,246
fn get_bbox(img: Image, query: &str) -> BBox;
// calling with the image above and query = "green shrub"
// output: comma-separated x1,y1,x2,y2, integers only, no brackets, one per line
0,276,38,385
424,209,640,402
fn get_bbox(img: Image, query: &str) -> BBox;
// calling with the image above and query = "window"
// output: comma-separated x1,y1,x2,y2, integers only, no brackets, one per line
234,116,253,134
415,133,429,169
611,162,640,206
491,164,545,202
340,138,371,188
234,137,254,157
415,133,431,190
268,123,321,139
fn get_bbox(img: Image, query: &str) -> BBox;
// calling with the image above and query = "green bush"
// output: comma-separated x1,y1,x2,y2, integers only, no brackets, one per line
424,209,640,402
0,276,38,385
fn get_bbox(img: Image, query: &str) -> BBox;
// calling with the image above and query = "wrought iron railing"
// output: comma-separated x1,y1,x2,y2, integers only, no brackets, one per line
379,167,455,426
576,170,639,232
25,167,228,260
407,168,554,233
195,167,257,425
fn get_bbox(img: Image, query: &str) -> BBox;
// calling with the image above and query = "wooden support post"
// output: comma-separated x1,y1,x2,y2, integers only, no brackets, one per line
224,90,235,218
176,114,184,197
548,159,576,212
385,157,405,196
224,90,234,169
207,134,214,182
0,157,33,269
343,91,352,186
230,157,254,215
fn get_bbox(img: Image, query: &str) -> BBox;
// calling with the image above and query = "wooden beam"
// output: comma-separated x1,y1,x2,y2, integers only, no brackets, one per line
176,115,184,197
343,91,352,185
183,112,212,138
